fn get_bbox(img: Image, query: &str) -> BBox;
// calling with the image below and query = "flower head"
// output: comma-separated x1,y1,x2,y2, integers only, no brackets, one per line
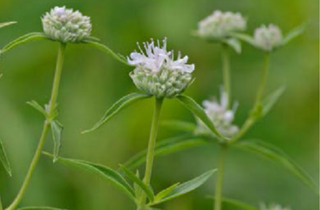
198,10,246,39
260,203,291,210
254,24,283,51
42,6,92,43
128,38,195,98
195,88,239,138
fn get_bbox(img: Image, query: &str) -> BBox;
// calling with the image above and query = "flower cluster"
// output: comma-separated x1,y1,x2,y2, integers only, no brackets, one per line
128,38,195,98
260,203,291,210
42,6,92,43
195,89,239,138
254,24,283,51
198,10,246,39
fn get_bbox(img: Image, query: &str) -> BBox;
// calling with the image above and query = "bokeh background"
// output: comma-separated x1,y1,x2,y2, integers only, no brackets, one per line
0,0,318,209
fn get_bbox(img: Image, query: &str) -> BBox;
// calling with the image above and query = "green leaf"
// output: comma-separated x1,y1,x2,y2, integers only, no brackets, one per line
223,38,242,54
209,197,259,210
154,183,180,202
161,120,196,133
235,139,318,193
133,170,143,199
50,121,63,162
176,95,224,140
280,24,306,46
0,21,17,29
27,100,47,117
120,165,154,202
43,152,136,202
18,207,69,210
150,169,216,205
1,32,49,54
124,134,207,170
82,40,130,66
230,33,257,47
0,136,12,176
261,86,286,117
82,92,151,134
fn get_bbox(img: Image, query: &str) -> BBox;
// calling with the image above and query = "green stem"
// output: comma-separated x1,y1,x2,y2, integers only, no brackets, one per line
229,53,270,144
222,44,231,108
214,145,227,210
6,43,66,210
138,98,163,210
0,195,3,210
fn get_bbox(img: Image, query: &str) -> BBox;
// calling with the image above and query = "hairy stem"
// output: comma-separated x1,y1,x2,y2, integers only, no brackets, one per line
138,98,163,210
6,43,66,210
214,145,227,210
222,44,231,108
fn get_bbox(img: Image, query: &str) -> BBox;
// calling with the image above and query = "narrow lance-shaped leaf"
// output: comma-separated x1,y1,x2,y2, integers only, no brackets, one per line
223,38,242,54
161,120,197,133
154,183,180,202
18,207,69,210
82,92,151,134
280,24,306,46
124,134,207,170
261,86,286,117
1,32,49,54
208,197,259,210
27,100,47,118
0,136,12,176
50,121,63,162
82,40,130,66
43,152,136,202
176,95,224,140
149,169,216,205
120,165,154,202
230,32,257,47
0,21,17,29
235,139,318,194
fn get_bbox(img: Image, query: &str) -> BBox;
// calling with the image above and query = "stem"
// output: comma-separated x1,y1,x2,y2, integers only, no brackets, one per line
214,145,227,210
138,98,163,210
222,44,231,108
0,195,3,210
6,43,66,210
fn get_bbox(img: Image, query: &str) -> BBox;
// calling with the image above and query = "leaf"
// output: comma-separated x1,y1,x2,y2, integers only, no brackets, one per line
223,38,242,54
230,33,257,47
154,183,180,202
150,169,216,205
161,120,196,133
0,136,12,176
280,24,306,46
261,86,286,117
1,32,49,54
235,139,318,193
27,100,47,117
82,92,151,134
18,207,69,210
82,40,130,66
124,134,207,170
43,152,136,202
0,21,17,29
50,121,63,162
176,95,224,140
120,165,154,202
133,170,143,199
209,197,259,210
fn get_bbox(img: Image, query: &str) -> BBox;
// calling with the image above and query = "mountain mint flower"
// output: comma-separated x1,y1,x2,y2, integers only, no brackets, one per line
260,203,290,210
198,10,246,39
254,24,283,51
42,6,92,43
128,38,195,98
195,88,239,138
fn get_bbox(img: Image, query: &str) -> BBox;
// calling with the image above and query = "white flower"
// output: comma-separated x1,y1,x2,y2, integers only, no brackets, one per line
198,10,246,39
42,6,92,43
128,38,195,98
195,88,239,138
260,203,291,210
254,24,283,51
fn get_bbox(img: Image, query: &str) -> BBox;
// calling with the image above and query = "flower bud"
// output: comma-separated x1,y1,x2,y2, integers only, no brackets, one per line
198,10,246,39
128,38,195,98
254,24,283,51
42,6,92,43
195,89,239,138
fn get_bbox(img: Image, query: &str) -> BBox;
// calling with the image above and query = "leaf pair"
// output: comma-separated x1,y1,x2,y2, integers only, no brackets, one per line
43,152,216,207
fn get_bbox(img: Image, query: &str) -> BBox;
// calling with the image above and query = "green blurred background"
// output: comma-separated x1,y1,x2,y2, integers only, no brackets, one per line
0,0,318,209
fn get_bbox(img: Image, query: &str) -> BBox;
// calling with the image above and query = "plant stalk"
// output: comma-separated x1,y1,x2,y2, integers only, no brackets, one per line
6,42,66,210
222,44,231,108
214,145,227,210
0,195,3,210
138,98,163,210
